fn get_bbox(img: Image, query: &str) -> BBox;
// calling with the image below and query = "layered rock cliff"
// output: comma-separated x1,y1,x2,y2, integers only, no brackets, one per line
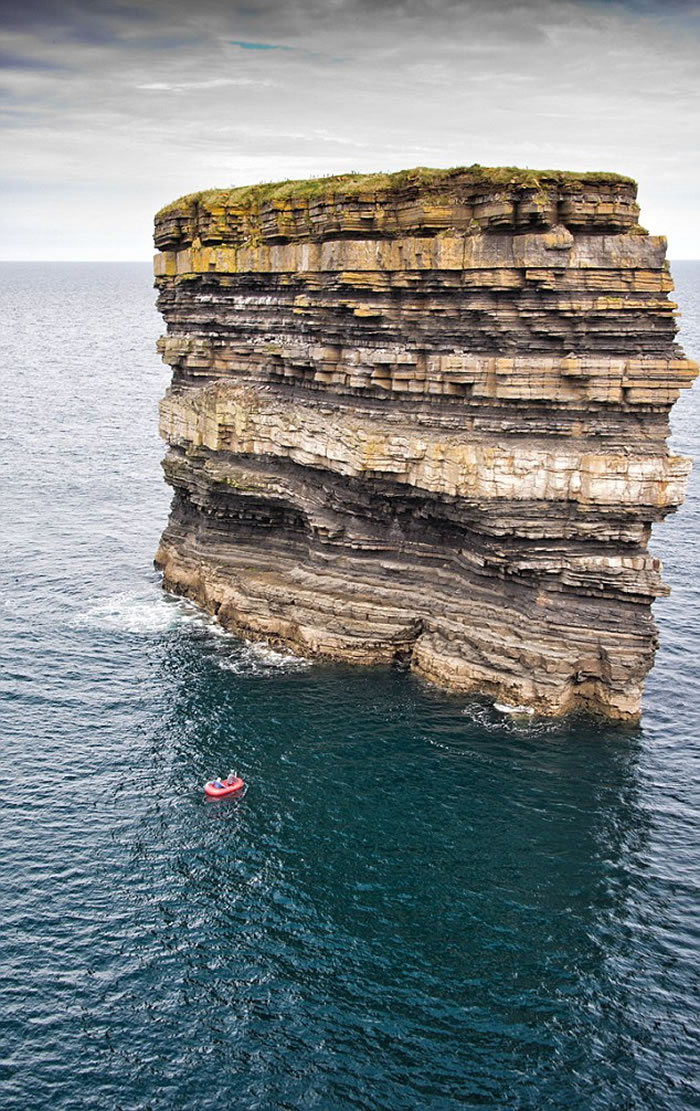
153,166,697,721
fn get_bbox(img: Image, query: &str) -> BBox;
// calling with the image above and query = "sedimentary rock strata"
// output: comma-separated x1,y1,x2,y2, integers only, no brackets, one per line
153,166,696,721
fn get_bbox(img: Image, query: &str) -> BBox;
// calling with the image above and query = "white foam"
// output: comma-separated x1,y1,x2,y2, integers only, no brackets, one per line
218,640,312,675
460,703,509,733
457,700,547,737
494,702,535,717
205,620,229,638
73,591,202,634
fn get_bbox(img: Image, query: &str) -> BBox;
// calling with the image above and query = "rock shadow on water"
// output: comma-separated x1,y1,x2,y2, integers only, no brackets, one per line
92,628,684,1109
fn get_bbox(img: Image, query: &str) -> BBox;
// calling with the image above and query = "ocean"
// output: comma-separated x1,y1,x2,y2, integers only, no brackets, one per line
0,260,698,1109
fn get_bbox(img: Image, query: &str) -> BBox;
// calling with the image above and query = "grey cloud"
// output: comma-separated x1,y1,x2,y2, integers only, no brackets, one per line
0,49,67,70
0,0,159,33
0,0,199,49
229,40,293,50
1,0,700,258
137,77,273,91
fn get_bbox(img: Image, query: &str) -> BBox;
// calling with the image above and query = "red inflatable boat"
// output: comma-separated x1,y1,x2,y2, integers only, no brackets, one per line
204,776,244,798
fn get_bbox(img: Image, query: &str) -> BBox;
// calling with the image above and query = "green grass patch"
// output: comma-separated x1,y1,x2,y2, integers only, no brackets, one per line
155,164,636,220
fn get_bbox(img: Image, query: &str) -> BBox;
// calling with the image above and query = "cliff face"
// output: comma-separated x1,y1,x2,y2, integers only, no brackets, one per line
153,166,697,721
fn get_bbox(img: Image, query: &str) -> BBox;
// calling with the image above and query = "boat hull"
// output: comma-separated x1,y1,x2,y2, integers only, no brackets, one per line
204,777,244,798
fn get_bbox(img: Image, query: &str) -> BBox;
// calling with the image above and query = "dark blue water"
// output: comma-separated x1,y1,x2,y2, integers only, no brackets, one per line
1,262,699,1110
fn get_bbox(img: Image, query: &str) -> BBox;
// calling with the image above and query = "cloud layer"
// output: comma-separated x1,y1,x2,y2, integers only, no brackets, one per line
1,0,698,258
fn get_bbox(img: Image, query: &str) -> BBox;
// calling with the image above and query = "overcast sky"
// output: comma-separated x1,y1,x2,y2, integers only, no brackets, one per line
1,0,699,259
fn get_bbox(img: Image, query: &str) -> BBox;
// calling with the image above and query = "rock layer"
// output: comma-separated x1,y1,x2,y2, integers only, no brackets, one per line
153,166,697,721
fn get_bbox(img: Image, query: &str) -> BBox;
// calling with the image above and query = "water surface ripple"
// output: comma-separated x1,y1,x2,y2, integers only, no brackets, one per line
1,262,699,1109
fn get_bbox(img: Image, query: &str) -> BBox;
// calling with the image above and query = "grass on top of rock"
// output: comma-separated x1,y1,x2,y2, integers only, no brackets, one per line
156,164,637,219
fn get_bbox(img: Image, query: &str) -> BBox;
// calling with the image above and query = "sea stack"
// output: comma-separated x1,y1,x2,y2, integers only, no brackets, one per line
153,166,696,721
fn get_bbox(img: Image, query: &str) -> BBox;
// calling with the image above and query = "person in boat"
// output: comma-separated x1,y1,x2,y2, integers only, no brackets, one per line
226,771,237,786
213,778,226,789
